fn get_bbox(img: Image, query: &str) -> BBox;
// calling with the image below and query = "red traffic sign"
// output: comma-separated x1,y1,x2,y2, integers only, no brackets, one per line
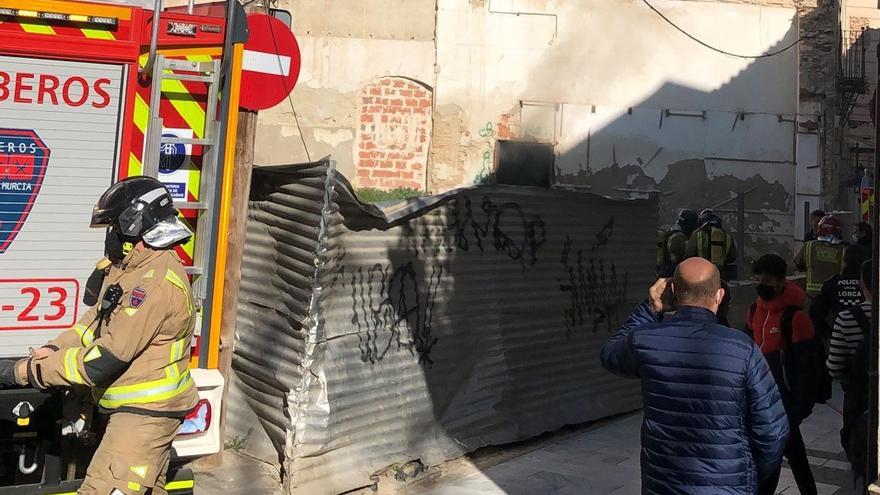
240,14,301,111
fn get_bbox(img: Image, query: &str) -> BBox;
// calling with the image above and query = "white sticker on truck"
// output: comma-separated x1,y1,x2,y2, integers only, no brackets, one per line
0,55,125,357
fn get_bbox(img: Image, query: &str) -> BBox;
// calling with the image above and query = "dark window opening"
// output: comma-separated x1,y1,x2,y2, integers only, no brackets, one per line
495,140,555,187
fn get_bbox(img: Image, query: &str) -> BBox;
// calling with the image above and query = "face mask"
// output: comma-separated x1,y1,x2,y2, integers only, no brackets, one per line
755,284,777,301
104,228,133,262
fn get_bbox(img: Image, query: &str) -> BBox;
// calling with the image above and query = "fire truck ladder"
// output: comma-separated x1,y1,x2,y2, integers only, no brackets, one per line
142,54,222,306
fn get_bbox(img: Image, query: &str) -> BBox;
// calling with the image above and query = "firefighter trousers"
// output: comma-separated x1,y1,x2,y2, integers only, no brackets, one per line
78,412,182,495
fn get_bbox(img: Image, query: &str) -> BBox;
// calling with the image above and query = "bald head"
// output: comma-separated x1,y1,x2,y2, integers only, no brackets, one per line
673,258,723,312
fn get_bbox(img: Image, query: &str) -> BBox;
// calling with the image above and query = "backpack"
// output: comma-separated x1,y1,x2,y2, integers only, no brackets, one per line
748,304,830,417
779,306,831,412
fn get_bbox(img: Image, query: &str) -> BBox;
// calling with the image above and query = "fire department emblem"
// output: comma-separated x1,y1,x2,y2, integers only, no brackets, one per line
0,129,49,254
130,287,147,308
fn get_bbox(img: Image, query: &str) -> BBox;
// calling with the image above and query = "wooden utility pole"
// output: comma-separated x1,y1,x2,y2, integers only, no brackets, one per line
193,0,257,459
194,106,256,469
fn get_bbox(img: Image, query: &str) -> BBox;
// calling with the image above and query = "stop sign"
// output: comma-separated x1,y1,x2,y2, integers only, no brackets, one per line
240,14,301,111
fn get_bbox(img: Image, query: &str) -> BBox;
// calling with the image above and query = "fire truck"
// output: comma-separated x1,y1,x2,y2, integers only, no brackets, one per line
0,0,247,492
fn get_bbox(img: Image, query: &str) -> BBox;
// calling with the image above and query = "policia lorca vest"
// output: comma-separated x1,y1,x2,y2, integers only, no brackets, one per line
24,248,198,417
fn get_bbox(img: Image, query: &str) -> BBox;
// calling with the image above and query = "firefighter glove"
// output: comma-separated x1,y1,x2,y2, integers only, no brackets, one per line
0,359,20,387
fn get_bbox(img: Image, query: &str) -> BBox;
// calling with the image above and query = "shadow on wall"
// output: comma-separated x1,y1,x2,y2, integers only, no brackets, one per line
491,4,834,269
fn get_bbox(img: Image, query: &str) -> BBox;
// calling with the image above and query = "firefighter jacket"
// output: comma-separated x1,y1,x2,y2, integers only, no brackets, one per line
656,229,689,278
794,240,845,296
685,227,737,279
24,247,198,417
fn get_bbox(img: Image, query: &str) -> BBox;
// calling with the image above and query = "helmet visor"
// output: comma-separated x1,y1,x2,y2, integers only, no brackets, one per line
142,216,192,248
90,205,116,228
90,181,128,229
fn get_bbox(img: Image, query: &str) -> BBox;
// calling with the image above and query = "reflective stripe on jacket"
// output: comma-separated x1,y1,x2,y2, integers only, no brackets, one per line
803,240,844,295
30,248,198,417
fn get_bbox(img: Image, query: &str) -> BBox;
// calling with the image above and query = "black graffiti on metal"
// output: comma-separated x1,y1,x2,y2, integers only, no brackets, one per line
344,262,441,366
449,195,546,267
559,235,629,336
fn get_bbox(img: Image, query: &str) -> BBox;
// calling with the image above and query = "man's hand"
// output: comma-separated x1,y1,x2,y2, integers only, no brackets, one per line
29,347,53,359
15,359,27,384
649,278,671,314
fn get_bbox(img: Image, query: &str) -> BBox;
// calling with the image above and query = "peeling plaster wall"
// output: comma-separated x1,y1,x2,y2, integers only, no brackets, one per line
254,0,436,181
432,0,802,257
253,0,833,255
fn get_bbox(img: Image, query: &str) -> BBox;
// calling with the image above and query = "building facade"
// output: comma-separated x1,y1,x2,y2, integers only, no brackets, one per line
257,0,856,259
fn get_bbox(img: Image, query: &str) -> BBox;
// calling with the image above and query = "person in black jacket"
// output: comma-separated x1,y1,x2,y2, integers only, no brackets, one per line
810,244,866,340
747,254,819,495
601,258,789,494
854,222,873,255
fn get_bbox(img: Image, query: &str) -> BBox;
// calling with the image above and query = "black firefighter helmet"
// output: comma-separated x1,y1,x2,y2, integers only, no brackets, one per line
91,176,192,248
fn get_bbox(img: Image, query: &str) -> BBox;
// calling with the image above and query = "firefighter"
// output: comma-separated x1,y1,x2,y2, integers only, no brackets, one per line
686,209,737,280
795,215,845,297
0,176,198,495
656,209,699,278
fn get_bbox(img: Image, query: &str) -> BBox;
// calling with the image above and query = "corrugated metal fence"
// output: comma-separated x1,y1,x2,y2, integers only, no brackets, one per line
226,160,658,494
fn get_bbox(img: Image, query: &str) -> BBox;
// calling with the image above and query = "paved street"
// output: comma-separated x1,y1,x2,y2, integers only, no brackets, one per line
405,388,859,495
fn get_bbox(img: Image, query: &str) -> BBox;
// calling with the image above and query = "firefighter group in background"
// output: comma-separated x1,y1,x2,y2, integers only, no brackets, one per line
657,208,737,280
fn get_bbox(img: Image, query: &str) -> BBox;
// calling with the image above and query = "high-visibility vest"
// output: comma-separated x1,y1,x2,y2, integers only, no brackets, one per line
657,230,687,277
695,227,732,270
804,240,844,295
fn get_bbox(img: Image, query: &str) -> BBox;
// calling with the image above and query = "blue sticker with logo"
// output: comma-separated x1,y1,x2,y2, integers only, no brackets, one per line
159,132,186,174
0,129,50,254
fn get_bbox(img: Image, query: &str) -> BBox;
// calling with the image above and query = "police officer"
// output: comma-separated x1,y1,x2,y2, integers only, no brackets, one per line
809,244,866,340
0,177,198,495
686,209,737,280
795,215,845,297
657,209,698,278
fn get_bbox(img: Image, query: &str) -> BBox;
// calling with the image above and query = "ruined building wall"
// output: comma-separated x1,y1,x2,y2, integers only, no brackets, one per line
254,0,437,191
431,0,801,262
253,0,838,258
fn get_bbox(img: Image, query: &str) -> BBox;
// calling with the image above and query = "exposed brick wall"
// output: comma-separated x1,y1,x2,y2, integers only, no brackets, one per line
355,77,432,190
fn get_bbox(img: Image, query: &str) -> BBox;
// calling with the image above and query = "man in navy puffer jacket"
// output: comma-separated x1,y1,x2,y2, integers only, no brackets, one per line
601,258,789,494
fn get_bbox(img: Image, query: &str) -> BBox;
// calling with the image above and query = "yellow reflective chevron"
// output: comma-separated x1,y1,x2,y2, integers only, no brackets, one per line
166,479,195,490
80,28,115,40
74,324,95,346
130,465,148,479
143,269,155,279
64,348,83,385
84,346,101,363
127,481,141,491
165,269,193,315
20,20,54,35
134,93,149,134
129,152,143,176
125,307,139,317
166,338,187,379
97,370,193,409
160,78,205,139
